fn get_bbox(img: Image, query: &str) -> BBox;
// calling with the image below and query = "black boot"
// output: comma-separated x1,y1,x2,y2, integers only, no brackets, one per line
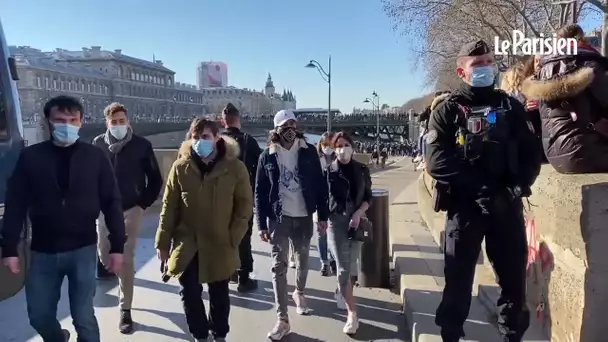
329,260,337,275
237,275,258,293
320,264,330,276
119,309,134,334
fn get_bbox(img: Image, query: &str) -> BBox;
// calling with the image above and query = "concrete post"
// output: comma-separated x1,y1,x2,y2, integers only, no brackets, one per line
359,188,391,288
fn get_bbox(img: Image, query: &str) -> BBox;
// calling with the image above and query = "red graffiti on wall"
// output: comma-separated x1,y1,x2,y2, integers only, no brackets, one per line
525,215,554,320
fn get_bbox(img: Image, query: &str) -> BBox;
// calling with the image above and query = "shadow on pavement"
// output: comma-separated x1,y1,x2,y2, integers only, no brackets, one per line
134,308,191,340
94,279,119,308
283,332,325,341
370,164,400,174
228,279,405,341
251,249,270,258
391,244,441,255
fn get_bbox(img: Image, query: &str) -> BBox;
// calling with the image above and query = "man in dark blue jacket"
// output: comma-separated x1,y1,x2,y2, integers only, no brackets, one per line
92,102,163,334
1,95,126,342
221,103,262,293
255,109,329,340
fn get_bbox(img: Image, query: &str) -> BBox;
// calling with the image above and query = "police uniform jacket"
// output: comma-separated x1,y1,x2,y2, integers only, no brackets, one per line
424,83,542,201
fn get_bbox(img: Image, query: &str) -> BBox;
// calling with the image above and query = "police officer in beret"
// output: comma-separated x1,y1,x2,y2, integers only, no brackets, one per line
425,40,542,341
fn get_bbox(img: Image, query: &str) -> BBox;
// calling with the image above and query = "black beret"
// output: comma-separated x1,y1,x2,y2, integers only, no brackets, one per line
457,40,490,57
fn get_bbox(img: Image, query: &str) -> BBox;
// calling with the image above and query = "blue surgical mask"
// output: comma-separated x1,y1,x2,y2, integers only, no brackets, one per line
193,139,214,158
52,123,80,145
109,125,128,140
469,66,495,87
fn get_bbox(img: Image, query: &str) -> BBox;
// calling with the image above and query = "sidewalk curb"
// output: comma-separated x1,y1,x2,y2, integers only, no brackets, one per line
389,177,500,342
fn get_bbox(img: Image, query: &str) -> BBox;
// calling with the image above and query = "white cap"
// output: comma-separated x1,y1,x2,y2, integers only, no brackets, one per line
273,109,297,127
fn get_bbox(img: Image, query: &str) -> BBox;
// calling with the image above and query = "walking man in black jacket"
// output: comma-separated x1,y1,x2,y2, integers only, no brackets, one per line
221,103,262,292
92,102,163,334
1,95,126,342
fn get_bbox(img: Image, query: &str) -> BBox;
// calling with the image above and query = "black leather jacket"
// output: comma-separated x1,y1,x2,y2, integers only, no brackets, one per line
327,159,372,215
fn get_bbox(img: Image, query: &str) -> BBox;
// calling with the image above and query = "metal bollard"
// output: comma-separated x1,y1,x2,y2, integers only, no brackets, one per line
359,188,391,288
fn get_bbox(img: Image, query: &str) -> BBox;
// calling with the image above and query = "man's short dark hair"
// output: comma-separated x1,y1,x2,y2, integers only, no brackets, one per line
222,103,240,125
43,95,84,119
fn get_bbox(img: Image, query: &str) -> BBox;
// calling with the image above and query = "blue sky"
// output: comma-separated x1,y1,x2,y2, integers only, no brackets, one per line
0,0,602,112
0,0,423,112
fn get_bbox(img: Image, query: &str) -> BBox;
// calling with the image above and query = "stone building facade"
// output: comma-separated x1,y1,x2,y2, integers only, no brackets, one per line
194,73,296,116
10,46,296,122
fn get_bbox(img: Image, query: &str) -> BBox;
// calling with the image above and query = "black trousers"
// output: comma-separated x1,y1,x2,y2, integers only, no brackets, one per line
237,218,254,282
178,255,230,339
435,200,530,341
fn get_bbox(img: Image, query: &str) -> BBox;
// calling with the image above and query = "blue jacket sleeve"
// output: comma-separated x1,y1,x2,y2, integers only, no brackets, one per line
1,153,29,258
254,151,270,232
98,150,126,254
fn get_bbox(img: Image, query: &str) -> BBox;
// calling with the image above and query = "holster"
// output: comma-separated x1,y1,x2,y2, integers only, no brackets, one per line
432,181,451,212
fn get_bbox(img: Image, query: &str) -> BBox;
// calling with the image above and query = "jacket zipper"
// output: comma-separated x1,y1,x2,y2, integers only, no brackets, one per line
338,171,350,215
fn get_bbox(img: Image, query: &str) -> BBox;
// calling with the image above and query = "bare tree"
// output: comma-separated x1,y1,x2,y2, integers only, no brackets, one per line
577,0,608,55
383,0,562,89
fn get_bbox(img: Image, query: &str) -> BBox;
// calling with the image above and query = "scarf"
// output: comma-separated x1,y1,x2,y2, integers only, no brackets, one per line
104,126,133,154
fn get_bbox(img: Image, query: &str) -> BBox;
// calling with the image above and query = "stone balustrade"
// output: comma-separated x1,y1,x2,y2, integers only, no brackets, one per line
417,165,608,342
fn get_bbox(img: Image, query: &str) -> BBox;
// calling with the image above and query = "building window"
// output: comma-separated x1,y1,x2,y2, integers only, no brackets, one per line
36,77,41,88
61,81,65,90
131,72,135,80
105,85,108,95
87,84,91,92
44,77,49,88
81,82,84,92
53,80,57,89
68,82,72,91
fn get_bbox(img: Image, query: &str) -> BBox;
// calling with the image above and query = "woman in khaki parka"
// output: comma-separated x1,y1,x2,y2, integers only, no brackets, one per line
154,118,253,342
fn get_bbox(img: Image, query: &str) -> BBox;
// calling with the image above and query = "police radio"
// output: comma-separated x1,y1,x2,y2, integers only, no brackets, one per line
456,99,512,160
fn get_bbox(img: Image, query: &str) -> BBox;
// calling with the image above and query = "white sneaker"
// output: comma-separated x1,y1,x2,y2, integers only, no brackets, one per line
335,290,347,310
343,313,359,335
267,319,291,340
292,292,312,315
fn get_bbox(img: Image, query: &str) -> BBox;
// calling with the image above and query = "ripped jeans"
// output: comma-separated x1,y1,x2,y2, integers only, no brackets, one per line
327,213,362,298
268,216,314,321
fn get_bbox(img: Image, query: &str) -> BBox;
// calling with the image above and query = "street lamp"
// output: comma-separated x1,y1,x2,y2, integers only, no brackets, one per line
305,55,332,132
364,91,381,147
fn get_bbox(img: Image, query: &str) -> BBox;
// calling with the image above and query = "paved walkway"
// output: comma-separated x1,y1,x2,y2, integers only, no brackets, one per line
0,158,412,342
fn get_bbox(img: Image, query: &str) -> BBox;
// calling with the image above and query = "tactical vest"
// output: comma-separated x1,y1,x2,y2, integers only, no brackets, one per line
448,92,518,178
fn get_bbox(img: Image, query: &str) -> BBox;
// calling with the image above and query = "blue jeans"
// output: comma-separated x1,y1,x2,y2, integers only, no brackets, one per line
26,244,100,342
317,230,334,265
327,214,362,297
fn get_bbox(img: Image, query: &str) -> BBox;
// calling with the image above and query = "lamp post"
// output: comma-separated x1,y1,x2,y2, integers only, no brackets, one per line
364,91,380,148
305,55,332,132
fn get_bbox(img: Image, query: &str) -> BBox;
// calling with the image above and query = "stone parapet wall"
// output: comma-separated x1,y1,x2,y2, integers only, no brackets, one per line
417,165,608,341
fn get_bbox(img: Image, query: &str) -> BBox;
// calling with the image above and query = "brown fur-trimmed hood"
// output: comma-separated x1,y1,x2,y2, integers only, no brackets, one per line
430,93,451,111
521,66,594,101
177,135,240,160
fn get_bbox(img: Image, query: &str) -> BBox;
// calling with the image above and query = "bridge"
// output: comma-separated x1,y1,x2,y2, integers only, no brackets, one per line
78,118,411,142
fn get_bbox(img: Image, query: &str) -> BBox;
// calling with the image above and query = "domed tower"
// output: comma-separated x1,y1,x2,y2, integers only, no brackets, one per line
265,73,275,96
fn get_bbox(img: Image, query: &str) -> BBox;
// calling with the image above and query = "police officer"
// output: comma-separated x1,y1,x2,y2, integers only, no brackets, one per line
425,40,542,342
